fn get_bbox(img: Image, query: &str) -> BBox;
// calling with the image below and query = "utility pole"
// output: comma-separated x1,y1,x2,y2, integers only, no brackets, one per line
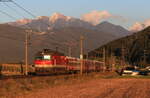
68,46,72,57
143,50,147,64
103,46,106,72
80,35,84,75
144,35,147,66
86,52,89,59
56,47,58,52
111,52,116,71
25,31,28,75
121,41,125,68
25,30,31,75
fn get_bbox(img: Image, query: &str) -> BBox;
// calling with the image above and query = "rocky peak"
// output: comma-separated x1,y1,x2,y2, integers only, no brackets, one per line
36,16,49,20
49,13,72,23
8,18,32,26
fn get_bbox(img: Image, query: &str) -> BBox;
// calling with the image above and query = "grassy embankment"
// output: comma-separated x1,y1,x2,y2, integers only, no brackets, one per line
1,72,150,97
0,72,118,97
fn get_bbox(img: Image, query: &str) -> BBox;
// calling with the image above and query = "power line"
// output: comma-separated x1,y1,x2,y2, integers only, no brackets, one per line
11,0,36,18
0,35,24,42
0,9,17,20
0,7,27,43
2,0,80,45
3,2,26,19
43,33,78,46
0,1,80,57
10,0,82,45
0,0,12,2
9,0,56,35
1,2,37,31
1,0,37,31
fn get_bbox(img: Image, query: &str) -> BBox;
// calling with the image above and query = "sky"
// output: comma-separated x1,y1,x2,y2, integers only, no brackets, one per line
0,0,150,30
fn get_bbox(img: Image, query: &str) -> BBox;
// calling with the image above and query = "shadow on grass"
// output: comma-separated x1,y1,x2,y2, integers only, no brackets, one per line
117,75,150,79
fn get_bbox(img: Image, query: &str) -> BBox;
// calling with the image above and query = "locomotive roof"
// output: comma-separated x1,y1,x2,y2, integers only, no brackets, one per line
35,49,64,56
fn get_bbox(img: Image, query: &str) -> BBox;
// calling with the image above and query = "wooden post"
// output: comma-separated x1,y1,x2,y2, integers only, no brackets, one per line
80,35,84,75
25,30,29,75
68,46,72,57
103,46,106,72
25,29,31,75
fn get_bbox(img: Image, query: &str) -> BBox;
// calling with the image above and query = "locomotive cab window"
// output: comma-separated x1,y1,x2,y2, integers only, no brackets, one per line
35,56,43,60
44,55,51,60
35,55,51,60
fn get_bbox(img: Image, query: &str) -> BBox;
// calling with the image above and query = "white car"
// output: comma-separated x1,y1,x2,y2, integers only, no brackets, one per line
146,66,150,71
131,70,140,76
122,67,136,76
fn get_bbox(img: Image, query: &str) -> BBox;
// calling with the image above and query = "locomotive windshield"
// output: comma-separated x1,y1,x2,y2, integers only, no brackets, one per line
35,55,51,60
35,56,43,60
44,55,51,60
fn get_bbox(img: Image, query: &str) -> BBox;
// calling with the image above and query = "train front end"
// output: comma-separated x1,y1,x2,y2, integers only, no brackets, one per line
34,49,68,75
34,54,54,74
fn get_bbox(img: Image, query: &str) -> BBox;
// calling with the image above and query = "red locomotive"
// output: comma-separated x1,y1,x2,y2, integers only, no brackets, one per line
34,49,104,74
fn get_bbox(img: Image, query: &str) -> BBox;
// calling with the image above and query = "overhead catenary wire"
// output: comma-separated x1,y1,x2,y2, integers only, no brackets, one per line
33,31,79,49
0,9,17,20
1,0,83,42
3,2,26,19
0,0,12,2
30,37,69,53
30,41,67,54
0,0,80,56
0,1,78,58
46,34,77,46
2,0,80,45
0,3,27,42
0,3,30,43
0,35,24,42
11,0,36,18
1,3,37,31
10,0,53,32
1,1,39,32
8,0,70,44
10,0,84,45
29,34,77,56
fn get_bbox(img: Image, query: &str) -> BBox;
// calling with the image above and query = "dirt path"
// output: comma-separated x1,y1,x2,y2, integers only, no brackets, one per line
19,79,150,98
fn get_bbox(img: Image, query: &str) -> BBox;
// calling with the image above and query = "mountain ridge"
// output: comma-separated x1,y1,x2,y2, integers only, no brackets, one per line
7,13,131,37
0,24,117,63
89,26,150,66
0,13,132,63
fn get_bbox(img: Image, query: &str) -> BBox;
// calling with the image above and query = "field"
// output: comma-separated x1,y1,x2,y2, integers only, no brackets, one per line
23,78,150,98
1,72,150,98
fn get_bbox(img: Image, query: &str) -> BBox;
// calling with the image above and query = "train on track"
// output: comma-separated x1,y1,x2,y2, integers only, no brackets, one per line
0,49,104,76
34,49,104,75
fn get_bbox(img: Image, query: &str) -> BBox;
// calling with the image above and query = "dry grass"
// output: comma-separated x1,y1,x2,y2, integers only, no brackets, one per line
0,72,118,98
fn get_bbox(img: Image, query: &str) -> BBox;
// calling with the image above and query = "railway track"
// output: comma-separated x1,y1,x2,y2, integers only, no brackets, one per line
0,71,105,81
0,72,82,80
0,75,35,80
